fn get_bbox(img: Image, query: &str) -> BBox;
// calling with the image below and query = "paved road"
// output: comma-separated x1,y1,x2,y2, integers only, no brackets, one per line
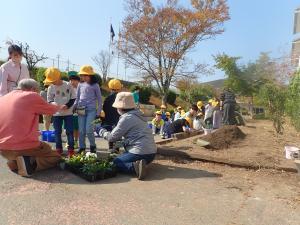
0,155,299,225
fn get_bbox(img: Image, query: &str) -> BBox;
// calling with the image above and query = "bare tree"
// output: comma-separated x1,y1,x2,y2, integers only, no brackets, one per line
6,40,47,78
92,50,112,83
118,0,229,104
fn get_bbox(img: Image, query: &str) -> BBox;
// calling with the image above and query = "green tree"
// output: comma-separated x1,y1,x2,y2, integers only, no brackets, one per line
179,84,216,104
259,82,287,134
286,71,300,131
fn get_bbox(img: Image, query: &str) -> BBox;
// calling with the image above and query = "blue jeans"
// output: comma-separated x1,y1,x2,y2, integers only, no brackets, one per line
113,152,156,174
78,109,97,149
53,115,74,150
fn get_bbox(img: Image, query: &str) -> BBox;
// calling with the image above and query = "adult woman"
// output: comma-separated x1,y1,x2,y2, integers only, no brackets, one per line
0,45,30,96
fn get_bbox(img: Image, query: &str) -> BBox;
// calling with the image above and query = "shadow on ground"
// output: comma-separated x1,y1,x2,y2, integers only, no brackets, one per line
30,161,221,184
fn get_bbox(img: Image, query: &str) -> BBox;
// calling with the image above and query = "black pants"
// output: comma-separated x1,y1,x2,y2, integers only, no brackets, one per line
223,103,235,125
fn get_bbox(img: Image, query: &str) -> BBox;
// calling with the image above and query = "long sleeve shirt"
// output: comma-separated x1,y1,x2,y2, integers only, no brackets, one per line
0,60,30,97
0,90,60,150
74,82,102,115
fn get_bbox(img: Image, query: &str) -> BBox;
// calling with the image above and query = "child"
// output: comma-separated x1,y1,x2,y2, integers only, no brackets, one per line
99,92,157,180
44,67,76,157
160,104,167,121
74,65,102,154
193,113,206,130
40,83,52,131
163,117,192,139
174,106,182,121
204,99,214,126
212,99,222,129
68,71,80,148
151,111,164,135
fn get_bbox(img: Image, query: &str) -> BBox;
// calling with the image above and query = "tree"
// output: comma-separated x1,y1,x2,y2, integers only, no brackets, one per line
286,71,300,131
179,83,216,104
6,40,47,79
118,0,229,104
92,50,112,83
259,82,287,134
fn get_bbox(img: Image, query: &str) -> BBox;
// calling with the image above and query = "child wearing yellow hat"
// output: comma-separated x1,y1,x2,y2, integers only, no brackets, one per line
44,67,76,157
73,65,102,154
151,111,164,135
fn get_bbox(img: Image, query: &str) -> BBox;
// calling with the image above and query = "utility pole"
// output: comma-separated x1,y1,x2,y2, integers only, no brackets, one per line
67,59,70,72
57,54,60,69
52,58,55,67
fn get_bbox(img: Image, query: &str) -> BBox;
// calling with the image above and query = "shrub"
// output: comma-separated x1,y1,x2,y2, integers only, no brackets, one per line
179,84,216,104
166,90,177,105
139,86,152,104
286,71,300,131
36,67,47,87
259,82,287,134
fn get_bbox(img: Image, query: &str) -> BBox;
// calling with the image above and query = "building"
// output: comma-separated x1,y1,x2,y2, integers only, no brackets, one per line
292,7,300,67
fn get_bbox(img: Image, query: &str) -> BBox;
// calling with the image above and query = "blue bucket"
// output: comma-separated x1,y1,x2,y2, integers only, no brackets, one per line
41,131,49,141
47,131,56,143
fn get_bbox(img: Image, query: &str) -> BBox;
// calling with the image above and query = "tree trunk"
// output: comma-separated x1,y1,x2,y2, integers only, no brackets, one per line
162,93,167,106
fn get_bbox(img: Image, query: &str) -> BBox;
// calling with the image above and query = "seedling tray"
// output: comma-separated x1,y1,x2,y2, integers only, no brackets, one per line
60,162,117,182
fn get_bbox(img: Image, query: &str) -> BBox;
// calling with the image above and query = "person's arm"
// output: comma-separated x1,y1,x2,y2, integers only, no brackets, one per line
73,84,81,109
0,66,8,96
95,84,102,115
105,117,130,142
65,83,76,109
31,93,61,115
47,85,55,103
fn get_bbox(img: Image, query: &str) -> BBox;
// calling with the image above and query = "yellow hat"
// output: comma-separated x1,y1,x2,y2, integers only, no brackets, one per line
100,110,105,118
166,112,171,117
208,99,214,104
79,65,95,76
180,110,186,117
156,111,162,115
197,101,203,109
161,105,167,109
185,117,192,126
212,100,219,107
177,106,182,110
108,79,122,90
44,67,61,84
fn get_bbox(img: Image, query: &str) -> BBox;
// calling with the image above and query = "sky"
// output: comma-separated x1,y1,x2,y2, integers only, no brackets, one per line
0,0,299,82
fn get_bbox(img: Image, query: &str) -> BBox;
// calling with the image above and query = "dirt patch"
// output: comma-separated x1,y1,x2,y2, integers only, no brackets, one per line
201,125,246,150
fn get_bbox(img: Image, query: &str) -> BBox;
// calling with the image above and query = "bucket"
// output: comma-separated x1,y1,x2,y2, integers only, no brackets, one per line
284,146,300,159
47,131,56,143
203,128,212,135
41,130,49,141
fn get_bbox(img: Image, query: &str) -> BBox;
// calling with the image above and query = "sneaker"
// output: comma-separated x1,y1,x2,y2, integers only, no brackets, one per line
56,149,63,156
67,149,75,158
90,146,97,153
133,159,147,180
16,156,37,177
78,148,86,154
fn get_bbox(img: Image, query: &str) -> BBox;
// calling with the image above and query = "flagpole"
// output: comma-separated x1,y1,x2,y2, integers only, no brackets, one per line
108,18,113,81
116,23,121,79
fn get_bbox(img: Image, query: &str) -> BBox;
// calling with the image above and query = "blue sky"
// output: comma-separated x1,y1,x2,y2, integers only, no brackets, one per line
0,0,299,82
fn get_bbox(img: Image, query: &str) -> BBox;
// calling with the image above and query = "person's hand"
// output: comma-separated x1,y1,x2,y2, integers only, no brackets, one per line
99,128,109,139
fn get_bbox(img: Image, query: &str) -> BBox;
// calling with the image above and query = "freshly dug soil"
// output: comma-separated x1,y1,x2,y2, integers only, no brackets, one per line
201,125,246,150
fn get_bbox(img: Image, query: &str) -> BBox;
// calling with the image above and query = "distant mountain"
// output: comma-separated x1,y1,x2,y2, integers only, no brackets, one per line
200,79,225,89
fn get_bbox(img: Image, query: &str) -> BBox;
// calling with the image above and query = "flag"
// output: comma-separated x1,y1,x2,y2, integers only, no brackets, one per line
110,24,115,42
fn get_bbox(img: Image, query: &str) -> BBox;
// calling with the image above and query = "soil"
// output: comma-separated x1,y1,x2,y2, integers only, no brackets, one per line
158,119,299,171
201,125,246,150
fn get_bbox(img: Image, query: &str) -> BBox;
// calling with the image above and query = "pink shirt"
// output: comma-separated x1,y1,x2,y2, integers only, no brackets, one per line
0,90,59,150
0,60,30,97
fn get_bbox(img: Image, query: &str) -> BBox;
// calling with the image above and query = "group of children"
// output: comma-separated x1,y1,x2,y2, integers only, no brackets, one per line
41,65,102,157
151,98,223,139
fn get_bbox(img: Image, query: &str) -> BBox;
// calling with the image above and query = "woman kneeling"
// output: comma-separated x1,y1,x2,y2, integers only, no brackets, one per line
100,92,157,180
